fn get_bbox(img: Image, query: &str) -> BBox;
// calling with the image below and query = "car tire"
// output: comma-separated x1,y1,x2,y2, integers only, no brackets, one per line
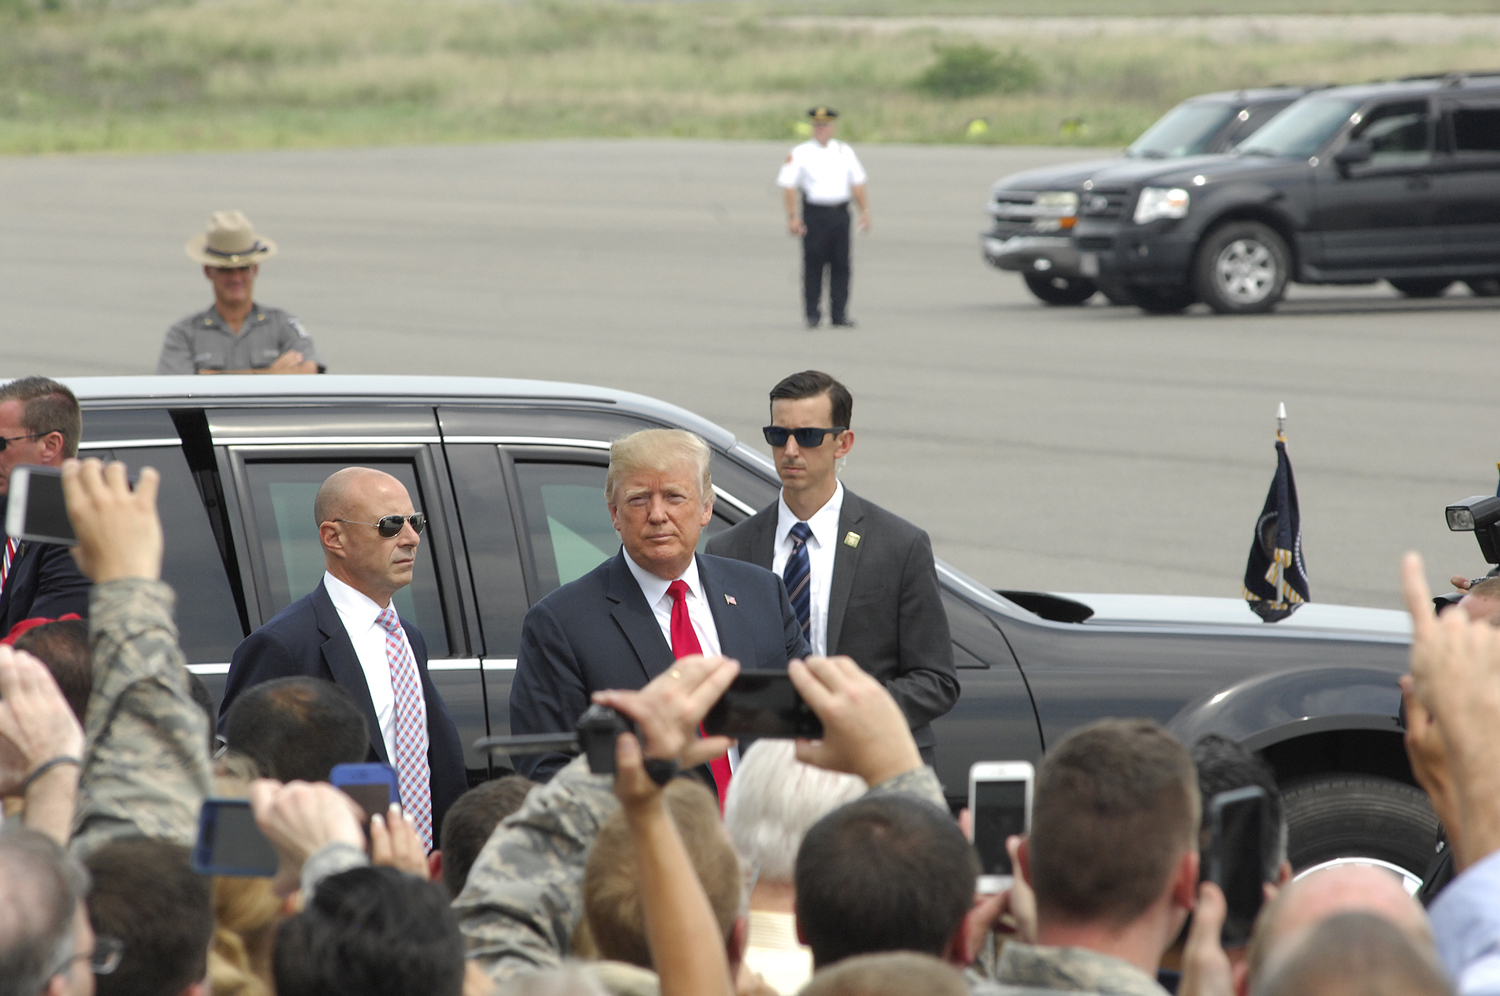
1024,273,1098,306
1129,284,1197,315
1282,774,1439,882
1194,222,1290,315
1465,276,1500,297
1389,277,1454,298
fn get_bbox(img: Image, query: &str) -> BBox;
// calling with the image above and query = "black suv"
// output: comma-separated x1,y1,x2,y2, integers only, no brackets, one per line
1072,73,1500,314
980,87,1310,306
66,376,1434,882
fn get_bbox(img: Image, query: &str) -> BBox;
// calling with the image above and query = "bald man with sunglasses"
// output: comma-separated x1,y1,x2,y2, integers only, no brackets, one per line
219,467,466,847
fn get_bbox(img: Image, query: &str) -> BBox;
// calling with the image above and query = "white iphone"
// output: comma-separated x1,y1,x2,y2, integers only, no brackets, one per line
968,760,1035,894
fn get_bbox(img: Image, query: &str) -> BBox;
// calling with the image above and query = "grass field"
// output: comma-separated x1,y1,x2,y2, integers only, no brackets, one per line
2,0,1499,154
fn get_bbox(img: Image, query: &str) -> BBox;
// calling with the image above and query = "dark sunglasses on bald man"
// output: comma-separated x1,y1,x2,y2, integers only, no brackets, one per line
334,513,427,538
762,426,847,448
0,431,58,452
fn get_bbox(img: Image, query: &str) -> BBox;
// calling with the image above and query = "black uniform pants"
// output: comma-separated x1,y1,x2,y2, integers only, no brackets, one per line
802,200,851,323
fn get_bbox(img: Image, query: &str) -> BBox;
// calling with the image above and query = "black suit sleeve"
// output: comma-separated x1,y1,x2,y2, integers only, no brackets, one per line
25,543,92,620
508,601,589,782
219,627,302,725
886,530,960,729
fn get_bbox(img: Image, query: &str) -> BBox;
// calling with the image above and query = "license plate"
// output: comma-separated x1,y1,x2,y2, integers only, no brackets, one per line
1079,252,1099,277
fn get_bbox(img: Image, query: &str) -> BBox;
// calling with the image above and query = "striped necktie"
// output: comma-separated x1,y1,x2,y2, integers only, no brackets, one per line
375,607,434,850
0,537,17,598
783,522,813,638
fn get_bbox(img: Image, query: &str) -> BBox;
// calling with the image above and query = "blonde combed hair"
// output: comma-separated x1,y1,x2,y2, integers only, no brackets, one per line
605,429,712,506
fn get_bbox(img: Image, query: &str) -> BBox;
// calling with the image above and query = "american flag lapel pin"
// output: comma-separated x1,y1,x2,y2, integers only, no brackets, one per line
725,594,737,605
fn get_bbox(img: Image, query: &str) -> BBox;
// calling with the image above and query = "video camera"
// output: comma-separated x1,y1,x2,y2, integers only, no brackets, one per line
1437,494,1500,608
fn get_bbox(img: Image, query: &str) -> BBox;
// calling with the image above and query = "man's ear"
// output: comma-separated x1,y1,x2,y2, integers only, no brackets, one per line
1016,835,1033,888
727,914,748,974
38,432,66,464
428,849,444,885
1233,955,1251,996
947,902,992,967
795,904,808,947
834,428,855,460
320,521,344,557
1171,849,1200,912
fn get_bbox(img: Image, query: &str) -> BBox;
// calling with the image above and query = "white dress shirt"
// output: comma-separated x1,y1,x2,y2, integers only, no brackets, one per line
322,571,429,766
771,482,844,657
776,139,868,206
623,553,723,659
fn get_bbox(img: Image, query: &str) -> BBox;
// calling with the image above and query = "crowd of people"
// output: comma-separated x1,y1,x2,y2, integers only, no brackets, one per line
4,365,1500,996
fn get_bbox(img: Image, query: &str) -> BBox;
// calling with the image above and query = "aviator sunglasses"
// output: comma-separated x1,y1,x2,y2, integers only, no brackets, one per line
334,513,427,537
762,425,847,448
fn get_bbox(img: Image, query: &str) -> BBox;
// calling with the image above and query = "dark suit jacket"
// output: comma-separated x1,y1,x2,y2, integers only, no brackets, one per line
218,580,468,834
0,538,91,639
705,488,959,751
509,550,810,781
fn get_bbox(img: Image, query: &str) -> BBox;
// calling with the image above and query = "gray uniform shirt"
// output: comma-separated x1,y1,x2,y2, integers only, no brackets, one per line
157,303,323,374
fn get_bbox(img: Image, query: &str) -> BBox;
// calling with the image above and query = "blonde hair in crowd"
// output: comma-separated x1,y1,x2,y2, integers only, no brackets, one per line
207,756,282,996
605,429,712,506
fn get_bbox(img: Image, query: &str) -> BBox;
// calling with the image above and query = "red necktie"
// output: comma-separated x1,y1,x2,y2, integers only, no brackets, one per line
667,579,732,808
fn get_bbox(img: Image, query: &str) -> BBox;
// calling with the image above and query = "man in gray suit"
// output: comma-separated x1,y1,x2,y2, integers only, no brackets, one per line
706,371,958,763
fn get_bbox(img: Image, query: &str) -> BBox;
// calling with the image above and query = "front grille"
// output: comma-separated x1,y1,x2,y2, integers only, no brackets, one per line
1080,188,1129,220
990,191,1038,221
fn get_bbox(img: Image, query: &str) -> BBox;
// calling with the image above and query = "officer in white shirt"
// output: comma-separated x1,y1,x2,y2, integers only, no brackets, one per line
776,107,870,329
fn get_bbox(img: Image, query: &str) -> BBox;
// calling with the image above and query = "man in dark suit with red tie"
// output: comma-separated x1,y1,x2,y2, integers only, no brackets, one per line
508,428,809,790
706,371,959,764
0,377,91,639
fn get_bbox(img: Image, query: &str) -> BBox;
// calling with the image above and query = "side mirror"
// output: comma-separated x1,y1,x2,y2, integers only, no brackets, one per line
1334,138,1373,168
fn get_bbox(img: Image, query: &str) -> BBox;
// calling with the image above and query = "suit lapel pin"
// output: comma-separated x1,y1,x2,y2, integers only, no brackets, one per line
725,594,737,605
844,531,861,548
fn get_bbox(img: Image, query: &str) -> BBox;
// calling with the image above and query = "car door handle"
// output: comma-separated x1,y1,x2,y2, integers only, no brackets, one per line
1407,175,1432,191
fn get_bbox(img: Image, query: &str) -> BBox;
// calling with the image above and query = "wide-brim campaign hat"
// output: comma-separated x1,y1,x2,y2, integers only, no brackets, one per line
185,210,278,268
808,106,839,122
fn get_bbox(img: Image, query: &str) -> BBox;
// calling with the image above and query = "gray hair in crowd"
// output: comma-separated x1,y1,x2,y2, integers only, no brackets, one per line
724,739,866,883
496,963,610,996
605,429,712,506
1253,911,1452,996
0,827,91,996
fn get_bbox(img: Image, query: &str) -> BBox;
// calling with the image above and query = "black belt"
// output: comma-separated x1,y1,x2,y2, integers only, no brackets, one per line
802,200,849,211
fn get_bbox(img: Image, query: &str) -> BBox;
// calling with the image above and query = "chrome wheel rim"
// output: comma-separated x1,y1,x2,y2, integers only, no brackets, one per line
1214,238,1278,304
1293,856,1423,896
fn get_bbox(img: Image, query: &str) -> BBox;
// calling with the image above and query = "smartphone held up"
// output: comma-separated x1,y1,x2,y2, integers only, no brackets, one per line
969,761,1034,894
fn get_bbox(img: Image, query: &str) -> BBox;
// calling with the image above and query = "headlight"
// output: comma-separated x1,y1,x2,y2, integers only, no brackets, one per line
1133,187,1190,224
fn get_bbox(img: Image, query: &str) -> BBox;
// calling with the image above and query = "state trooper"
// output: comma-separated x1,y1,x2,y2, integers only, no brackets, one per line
157,210,325,375
777,107,870,329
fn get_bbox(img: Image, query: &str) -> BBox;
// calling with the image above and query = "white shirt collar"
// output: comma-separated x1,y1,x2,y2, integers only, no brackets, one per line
776,481,844,549
323,570,389,629
623,550,704,608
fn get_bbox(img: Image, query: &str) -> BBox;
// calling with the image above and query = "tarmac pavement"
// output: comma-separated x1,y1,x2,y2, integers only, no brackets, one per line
1,139,1496,608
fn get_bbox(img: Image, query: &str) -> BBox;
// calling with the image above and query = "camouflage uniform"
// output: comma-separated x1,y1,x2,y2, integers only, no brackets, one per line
448,758,949,986
69,579,212,858
987,942,1171,996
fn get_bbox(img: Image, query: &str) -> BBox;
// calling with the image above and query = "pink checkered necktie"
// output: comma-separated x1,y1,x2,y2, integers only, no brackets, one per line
375,606,433,850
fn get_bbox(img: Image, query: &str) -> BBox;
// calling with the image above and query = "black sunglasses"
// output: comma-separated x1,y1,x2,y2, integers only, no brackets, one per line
334,513,427,538
762,426,847,448
0,431,56,452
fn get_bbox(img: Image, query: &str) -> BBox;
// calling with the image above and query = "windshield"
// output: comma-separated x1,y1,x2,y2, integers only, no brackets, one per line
1128,102,1237,158
1235,98,1360,158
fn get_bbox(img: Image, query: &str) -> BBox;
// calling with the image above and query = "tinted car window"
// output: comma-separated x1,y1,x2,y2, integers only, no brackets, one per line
240,459,449,656
98,446,244,663
1129,102,1236,158
1352,100,1431,166
1453,106,1500,152
1226,102,1291,146
513,459,732,600
1238,98,1359,158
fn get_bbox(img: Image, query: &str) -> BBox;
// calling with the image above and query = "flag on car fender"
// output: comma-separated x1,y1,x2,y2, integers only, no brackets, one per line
1243,440,1309,622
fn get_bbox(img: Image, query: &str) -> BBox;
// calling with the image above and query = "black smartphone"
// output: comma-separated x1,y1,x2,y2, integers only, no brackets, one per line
1201,785,1272,948
702,670,823,739
191,798,280,877
330,762,401,823
5,465,73,546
